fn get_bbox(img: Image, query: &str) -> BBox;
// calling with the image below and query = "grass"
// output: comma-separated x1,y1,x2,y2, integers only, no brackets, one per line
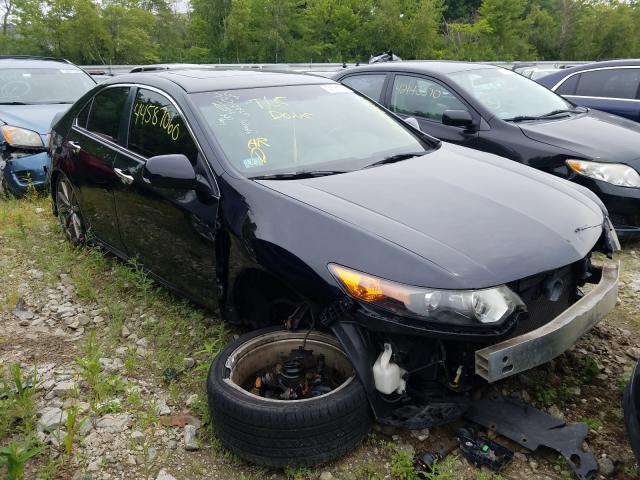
526,353,604,408
580,417,603,430
284,466,317,480
75,331,127,414
0,193,234,477
389,447,459,480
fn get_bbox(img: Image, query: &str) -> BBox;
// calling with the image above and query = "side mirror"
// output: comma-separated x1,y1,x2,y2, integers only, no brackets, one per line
143,154,196,190
442,110,476,130
404,116,421,131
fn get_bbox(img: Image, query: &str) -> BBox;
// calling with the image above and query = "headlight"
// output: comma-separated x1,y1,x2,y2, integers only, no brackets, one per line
566,159,640,188
328,264,524,325
0,125,44,149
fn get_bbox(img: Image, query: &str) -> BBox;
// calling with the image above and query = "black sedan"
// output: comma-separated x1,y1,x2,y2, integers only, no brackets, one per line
49,69,619,468
333,62,640,238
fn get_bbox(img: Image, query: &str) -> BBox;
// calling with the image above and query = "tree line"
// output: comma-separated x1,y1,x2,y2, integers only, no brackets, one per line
1,0,639,65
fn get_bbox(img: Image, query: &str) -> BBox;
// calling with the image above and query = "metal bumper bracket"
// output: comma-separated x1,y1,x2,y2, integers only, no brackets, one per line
476,261,619,383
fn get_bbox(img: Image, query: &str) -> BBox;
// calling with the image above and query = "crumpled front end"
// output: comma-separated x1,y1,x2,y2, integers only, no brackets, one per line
324,220,621,427
1,149,49,197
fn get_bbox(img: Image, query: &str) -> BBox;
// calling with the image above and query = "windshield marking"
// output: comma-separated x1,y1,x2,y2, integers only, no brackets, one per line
193,84,427,178
245,137,270,168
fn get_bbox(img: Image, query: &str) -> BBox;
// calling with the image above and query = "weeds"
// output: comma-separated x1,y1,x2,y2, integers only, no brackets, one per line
619,370,632,394
580,417,603,430
0,365,38,438
62,405,85,459
76,331,126,412
0,439,43,480
284,466,317,480
354,462,383,479
390,449,419,480
474,471,506,480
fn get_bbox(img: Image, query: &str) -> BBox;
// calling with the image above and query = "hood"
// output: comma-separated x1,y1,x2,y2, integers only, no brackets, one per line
258,143,604,289
0,104,72,135
518,110,640,167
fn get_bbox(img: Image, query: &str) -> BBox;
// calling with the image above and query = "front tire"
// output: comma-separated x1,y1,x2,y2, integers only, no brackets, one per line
55,175,85,244
207,327,373,467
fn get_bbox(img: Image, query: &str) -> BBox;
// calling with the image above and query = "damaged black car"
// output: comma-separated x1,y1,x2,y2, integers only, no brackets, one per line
48,69,620,467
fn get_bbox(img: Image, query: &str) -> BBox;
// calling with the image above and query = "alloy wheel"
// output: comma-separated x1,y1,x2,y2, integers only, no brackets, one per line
56,176,84,244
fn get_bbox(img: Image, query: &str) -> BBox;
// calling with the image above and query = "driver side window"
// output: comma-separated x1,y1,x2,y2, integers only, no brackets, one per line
390,75,468,123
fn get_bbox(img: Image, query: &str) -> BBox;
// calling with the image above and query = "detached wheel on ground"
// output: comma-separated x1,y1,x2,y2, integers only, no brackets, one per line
55,175,85,244
207,327,373,467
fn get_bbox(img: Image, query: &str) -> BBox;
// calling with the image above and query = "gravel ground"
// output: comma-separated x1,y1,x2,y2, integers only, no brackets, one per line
1,196,639,480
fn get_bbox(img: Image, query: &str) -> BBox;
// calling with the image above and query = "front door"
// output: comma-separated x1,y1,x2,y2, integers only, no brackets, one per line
112,87,219,307
386,74,480,145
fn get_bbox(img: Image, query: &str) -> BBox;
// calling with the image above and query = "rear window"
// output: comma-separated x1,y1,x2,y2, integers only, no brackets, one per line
575,68,640,99
341,74,386,101
0,67,95,104
556,74,580,95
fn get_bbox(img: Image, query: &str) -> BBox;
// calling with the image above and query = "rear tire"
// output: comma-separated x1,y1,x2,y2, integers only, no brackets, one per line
207,327,373,467
55,175,85,244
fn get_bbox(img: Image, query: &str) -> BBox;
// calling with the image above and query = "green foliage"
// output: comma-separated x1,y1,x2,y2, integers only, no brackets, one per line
390,449,420,480
0,439,42,480
0,365,37,438
284,466,318,480
2,0,640,63
76,330,127,412
474,471,505,480
580,417,602,431
62,405,85,458
389,448,458,480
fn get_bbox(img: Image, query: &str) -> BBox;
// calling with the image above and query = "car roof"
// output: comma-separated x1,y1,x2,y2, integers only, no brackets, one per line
334,61,498,77
129,63,207,73
106,69,335,93
0,56,77,69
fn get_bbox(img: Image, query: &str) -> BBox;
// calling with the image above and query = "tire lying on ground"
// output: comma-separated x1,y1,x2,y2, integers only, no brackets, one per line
207,326,373,467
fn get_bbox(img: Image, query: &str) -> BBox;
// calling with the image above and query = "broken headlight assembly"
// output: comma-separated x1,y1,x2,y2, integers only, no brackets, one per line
0,125,44,150
566,159,640,188
329,264,524,325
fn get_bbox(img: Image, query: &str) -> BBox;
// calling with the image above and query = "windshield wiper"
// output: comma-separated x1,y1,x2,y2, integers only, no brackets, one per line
0,101,31,105
250,170,347,180
538,108,586,118
364,151,427,169
505,107,586,122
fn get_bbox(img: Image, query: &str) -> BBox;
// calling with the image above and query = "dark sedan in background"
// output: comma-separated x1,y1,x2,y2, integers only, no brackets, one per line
0,56,95,197
333,62,640,237
537,59,640,123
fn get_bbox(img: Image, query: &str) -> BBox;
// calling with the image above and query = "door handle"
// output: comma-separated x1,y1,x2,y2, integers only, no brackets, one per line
114,167,134,185
68,141,81,154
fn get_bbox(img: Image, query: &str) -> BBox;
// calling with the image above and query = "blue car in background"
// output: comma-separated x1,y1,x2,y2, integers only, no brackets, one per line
537,60,640,123
0,56,95,197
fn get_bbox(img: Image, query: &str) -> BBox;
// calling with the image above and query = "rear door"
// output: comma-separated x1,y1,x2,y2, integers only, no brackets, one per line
558,68,640,122
112,87,219,307
66,86,131,252
385,73,480,145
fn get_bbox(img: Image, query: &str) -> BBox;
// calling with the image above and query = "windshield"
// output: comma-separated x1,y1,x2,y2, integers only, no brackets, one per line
191,84,427,177
449,68,572,120
0,68,95,104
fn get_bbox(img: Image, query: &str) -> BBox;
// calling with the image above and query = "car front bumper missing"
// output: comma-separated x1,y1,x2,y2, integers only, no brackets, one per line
475,260,619,383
